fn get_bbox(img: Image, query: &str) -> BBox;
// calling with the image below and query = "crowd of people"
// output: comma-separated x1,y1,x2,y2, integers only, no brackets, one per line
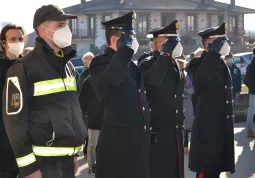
0,3,254,178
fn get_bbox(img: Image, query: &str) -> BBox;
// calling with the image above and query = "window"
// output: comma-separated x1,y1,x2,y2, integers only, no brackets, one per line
138,16,147,32
229,16,237,33
89,16,95,37
187,16,195,32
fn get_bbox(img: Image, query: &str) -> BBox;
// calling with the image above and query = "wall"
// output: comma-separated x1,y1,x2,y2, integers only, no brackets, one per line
77,15,89,36
149,12,161,30
176,12,186,36
95,14,107,48
211,15,218,27
196,13,208,32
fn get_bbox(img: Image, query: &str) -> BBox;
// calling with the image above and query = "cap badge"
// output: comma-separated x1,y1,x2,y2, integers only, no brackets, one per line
176,21,180,33
55,5,64,14
132,12,136,20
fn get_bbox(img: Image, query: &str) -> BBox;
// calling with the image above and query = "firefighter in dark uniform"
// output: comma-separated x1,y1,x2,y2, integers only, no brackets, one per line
2,5,87,178
137,28,160,66
89,11,150,178
188,23,235,178
139,20,185,178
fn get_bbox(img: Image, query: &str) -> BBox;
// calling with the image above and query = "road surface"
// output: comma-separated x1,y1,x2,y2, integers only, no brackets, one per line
76,122,255,178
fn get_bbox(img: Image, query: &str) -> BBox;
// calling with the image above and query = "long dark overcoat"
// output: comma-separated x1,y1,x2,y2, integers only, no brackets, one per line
188,50,235,174
139,51,185,178
89,46,151,178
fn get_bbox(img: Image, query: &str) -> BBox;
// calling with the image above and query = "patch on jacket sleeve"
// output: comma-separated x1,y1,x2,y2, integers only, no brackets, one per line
6,77,23,115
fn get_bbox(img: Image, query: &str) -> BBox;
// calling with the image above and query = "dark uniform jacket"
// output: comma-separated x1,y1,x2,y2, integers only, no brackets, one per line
89,47,150,178
0,52,19,173
137,52,152,66
228,64,241,97
2,38,87,176
139,50,185,178
77,69,89,92
188,50,235,174
78,75,103,130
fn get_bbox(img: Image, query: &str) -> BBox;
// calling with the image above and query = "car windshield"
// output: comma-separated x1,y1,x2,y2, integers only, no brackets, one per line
71,58,83,67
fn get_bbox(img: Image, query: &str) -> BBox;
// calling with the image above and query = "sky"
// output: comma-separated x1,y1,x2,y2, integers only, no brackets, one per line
0,0,255,34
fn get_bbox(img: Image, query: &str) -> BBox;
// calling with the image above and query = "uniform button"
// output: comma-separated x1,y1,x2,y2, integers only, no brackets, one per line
182,94,184,97
139,89,141,93
150,127,152,130
226,100,229,104
174,95,177,98
227,115,229,118
144,90,146,94
144,126,146,130
143,107,145,111
183,109,185,112
232,100,234,103
231,86,233,89
232,115,235,118
225,86,227,89
176,125,178,128
176,110,178,114
149,108,152,112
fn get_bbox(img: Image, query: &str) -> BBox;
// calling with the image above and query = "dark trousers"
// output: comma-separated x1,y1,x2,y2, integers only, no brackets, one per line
196,172,220,178
40,157,75,178
184,129,189,147
0,170,20,178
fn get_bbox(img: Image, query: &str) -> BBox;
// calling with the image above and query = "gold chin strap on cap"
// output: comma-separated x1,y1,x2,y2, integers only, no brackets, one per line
56,49,64,58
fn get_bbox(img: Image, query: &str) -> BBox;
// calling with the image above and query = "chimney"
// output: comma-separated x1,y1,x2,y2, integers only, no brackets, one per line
230,0,235,6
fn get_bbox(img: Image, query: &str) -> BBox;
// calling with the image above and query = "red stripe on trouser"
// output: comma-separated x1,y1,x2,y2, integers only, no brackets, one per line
176,128,182,178
198,173,204,178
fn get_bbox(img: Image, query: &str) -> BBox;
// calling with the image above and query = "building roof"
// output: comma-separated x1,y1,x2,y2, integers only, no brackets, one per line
64,0,255,14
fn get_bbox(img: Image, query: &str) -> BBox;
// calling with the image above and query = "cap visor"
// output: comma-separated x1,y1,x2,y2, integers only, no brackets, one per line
51,14,78,21
146,34,154,39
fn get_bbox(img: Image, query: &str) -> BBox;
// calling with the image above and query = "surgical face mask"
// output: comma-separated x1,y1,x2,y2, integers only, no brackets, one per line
131,38,139,54
227,58,234,64
172,42,183,58
7,42,24,57
46,26,72,48
219,42,231,56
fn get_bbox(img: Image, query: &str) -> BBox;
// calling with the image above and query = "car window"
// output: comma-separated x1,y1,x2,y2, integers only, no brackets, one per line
71,58,83,67
234,56,241,64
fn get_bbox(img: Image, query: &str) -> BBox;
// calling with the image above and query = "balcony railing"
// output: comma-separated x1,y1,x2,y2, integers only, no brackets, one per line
71,29,95,39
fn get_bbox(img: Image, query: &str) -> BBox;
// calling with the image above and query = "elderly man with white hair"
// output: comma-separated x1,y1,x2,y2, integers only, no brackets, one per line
77,52,95,91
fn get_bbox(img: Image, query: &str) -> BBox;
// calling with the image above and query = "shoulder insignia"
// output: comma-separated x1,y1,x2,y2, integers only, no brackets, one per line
6,77,23,115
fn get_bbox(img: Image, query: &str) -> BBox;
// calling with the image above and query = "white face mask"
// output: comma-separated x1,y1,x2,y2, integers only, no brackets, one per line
130,38,139,54
227,58,234,64
219,42,231,56
7,42,24,57
46,26,72,48
172,42,183,58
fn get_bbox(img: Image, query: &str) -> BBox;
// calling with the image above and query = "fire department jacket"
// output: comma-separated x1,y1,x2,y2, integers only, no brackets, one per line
2,38,87,176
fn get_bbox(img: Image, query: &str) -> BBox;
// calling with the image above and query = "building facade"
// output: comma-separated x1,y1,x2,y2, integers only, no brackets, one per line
64,0,254,57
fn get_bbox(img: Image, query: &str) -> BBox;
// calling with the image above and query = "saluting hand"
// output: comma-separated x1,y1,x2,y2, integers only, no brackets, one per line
25,170,42,178
116,30,134,49
208,38,225,54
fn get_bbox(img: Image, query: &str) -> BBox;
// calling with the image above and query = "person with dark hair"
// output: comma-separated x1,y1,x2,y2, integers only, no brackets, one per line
188,23,235,177
0,23,26,178
2,5,87,178
139,20,185,178
89,11,150,178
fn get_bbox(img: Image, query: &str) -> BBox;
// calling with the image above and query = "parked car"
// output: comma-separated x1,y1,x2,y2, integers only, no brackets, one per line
233,52,254,76
70,57,84,74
